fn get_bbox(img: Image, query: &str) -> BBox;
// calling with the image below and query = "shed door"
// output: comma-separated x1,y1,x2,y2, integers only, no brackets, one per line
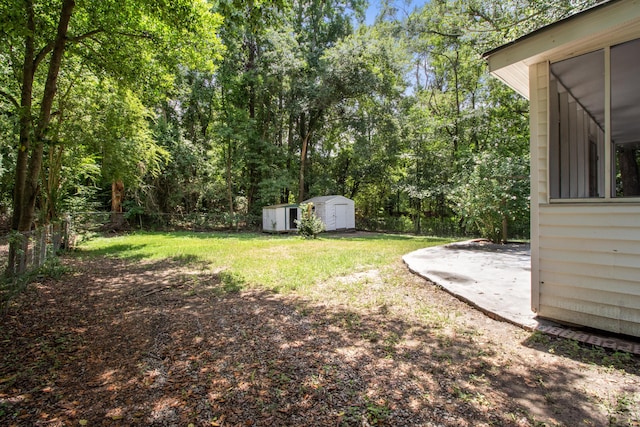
335,204,347,229
289,208,298,230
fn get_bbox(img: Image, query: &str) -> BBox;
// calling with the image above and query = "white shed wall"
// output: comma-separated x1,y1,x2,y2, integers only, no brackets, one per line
262,206,298,232
262,208,284,232
304,196,355,231
316,203,332,230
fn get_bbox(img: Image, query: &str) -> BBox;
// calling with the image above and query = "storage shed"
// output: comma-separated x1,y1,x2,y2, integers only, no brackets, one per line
302,195,355,231
262,204,299,233
484,0,640,337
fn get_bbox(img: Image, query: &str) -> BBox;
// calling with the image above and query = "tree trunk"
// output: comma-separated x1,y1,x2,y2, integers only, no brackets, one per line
43,138,65,223
502,215,508,244
221,87,234,215
11,0,36,232
111,180,125,213
7,0,75,277
298,111,321,202
284,111,295,203
298,131,311,203
109,180,127,229
226,137,234,214
12,0,75,231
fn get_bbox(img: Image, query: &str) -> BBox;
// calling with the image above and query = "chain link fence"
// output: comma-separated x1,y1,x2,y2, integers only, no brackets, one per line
67,211,262,234
357,215,530,240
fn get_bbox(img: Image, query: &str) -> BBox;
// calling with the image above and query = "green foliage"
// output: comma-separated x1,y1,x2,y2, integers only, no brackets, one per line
1,254,71,311
295,203,325,239
0,0,224,231
219,271,245,294
450,149,529,243
36,257,71,280
96,85,170,188
0,0,597,239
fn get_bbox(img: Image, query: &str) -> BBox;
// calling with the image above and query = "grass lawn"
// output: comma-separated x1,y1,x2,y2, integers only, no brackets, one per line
3,232,637,426
78,231,454,295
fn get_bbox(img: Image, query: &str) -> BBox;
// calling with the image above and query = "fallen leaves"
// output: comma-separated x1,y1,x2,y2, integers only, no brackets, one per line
0,255,638,426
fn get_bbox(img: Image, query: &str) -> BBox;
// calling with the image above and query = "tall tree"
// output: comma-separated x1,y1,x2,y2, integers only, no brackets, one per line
1,0,222,273
290,0,366,202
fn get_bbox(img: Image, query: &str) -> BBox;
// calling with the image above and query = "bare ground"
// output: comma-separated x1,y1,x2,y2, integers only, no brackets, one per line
1,252,639,426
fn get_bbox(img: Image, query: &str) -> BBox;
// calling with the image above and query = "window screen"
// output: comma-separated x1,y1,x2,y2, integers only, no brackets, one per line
611,38,640,197
549,50,605,199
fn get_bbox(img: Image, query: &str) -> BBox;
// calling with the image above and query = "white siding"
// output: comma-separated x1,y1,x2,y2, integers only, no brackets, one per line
262,208,279,232
324,204,337,231
262,206,298,232
303,196,355,231
538,203,640,336
533,62,549,204
491,1,640,338
345,203,356,229
529,62,548,312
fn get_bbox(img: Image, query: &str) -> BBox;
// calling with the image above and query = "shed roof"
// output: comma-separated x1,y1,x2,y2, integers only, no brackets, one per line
483,0,640,99
263,203,298,209
303,195,353,204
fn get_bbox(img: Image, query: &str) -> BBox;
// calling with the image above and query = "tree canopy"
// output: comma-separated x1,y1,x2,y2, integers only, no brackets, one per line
0,0,600,248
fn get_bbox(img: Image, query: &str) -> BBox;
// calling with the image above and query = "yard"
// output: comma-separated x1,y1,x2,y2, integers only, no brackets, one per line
1,232,639,426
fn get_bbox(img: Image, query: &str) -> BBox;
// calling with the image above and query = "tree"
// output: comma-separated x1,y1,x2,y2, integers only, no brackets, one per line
0,0,602,250
149,73,222,216
1,0,222,274
90,83,169,223
289,0,366,202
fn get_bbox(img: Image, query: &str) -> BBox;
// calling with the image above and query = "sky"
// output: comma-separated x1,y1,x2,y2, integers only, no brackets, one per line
364,0,429,25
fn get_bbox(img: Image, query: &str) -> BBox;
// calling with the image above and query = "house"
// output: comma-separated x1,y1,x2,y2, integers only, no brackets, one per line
483,0,640,337
302,195,355,231
262,204,299,233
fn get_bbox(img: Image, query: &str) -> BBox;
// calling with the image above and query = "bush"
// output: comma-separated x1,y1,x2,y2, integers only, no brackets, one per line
450,150,529,243
295,203,325,239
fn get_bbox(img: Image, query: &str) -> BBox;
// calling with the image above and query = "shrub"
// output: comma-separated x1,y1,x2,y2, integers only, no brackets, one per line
295,203,325,239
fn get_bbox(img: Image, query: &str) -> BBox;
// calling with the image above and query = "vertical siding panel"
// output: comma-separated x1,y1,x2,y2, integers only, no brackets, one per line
568,100,578,197
327,203,336,230
576,107,586,197
537,64,548,204
549,78,560,199
559,92,570,197
278,209,285,231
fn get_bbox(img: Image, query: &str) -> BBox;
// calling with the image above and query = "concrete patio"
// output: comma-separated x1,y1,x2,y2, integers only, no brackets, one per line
402,240,640,354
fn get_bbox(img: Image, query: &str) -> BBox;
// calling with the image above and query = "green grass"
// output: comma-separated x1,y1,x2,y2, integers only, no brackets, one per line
77,231,452,293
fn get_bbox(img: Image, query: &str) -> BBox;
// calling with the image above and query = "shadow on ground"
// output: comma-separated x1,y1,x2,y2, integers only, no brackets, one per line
1,255,637,426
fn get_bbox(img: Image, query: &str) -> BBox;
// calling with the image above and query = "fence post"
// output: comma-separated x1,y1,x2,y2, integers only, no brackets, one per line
18,232,28,275
34,228,40,267
63,215,70,250
39,226,48,267
52,222,61,254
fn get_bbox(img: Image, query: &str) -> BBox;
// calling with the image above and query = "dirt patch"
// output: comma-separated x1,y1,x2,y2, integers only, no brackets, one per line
1,253,639,426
